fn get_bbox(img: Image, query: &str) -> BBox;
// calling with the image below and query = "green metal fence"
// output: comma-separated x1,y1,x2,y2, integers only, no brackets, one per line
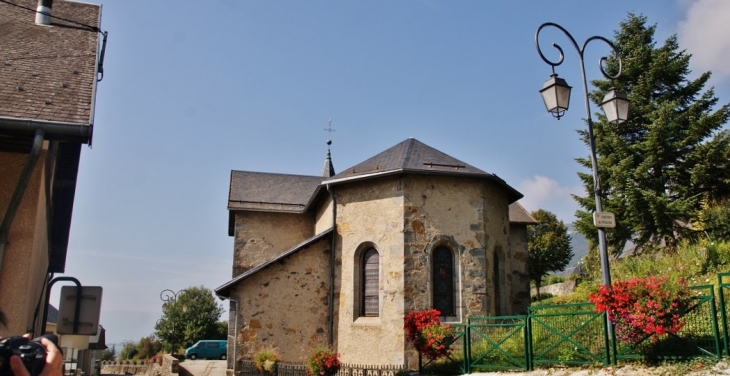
613,285,722,362
418,323,467,375
528,302,610,369
464,316,529,372
455,276,730,373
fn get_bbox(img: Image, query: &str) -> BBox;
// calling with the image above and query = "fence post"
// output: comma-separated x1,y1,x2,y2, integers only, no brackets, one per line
718,272,730,357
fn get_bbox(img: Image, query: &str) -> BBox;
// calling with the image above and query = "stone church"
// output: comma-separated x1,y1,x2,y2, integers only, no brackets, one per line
215,138,535,368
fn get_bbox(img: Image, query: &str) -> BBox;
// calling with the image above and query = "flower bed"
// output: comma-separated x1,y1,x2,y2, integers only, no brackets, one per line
589,276,692,345
404,309,454,360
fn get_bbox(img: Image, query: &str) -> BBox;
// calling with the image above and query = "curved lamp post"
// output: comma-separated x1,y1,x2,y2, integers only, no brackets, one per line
535,22,630,291
160,289,187,354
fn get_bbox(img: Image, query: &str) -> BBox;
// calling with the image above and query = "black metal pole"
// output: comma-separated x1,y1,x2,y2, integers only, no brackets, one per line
42,276,82,335
535,22,625,351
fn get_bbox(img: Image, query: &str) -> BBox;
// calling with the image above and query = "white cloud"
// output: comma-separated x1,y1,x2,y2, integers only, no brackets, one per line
678,0,730,82
517,175,584,223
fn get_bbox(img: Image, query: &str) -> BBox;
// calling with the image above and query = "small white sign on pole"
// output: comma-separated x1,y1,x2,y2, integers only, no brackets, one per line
57,286,103,335
593,212,616,228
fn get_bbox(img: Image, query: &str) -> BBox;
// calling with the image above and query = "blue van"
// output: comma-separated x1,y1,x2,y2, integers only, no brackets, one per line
185,340,228,360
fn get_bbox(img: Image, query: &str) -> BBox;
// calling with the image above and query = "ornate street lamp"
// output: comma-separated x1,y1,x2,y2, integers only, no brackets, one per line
160,289,187,355
535,22,630,293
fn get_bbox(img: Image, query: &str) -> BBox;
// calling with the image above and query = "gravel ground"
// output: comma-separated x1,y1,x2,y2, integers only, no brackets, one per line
465,360,730,375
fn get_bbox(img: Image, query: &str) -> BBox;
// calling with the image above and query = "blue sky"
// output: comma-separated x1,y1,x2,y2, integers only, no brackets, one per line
48,0,730,344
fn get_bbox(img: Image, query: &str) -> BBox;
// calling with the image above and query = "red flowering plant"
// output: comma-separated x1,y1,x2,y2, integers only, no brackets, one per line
306,348,340,376
404,309,454,361
589,276,692,345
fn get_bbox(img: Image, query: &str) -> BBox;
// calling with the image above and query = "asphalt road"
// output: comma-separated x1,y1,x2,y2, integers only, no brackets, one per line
179,359,228,376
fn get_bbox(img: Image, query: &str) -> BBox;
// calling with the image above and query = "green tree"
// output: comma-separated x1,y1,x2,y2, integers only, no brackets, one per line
136,335,163,359
119,341,137,360
527,209,574,300
211,321,228,340
574,13,730,255
154,286,224,353
100,344,116,361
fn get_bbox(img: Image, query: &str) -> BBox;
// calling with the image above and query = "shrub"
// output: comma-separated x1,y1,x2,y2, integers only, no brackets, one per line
404,309,454,361
253,347,280,374
306,348,340,376
589,276,692,345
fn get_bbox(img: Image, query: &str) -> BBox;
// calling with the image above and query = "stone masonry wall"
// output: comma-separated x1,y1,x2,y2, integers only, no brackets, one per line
508,224,531,314
334,176,406,367
232,211,314,276
229,237,332,363
402,175,511,320
314,195,334,234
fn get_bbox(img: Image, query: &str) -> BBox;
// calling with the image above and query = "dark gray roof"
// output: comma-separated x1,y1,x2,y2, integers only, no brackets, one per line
325,138,523,203
46,304,59,324
215,227,334,298
322,149,335,178
509,202,538,224
0,0,101,126
228,171,323,213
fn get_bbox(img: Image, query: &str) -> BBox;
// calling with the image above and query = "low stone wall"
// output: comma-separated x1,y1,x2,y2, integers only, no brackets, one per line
101,355,178,376
530,279,577,297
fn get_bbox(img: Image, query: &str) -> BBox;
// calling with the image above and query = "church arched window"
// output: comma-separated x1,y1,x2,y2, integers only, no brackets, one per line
432,246,455,317
362,248,379,317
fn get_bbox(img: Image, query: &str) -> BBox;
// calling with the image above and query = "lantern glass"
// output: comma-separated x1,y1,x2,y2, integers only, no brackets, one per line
601,89,630,124
539,74,571,119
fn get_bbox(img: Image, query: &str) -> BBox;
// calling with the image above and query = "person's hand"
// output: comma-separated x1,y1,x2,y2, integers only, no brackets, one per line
9,336,63,376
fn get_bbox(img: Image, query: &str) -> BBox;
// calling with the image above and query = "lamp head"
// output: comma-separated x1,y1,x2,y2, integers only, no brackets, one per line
601,88,629,124
539,73,572,120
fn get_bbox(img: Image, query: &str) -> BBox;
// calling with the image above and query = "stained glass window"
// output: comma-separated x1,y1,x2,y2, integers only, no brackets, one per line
432,246,454,316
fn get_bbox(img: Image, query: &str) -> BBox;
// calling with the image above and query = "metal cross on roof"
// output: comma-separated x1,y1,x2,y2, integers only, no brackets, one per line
324,118,336,141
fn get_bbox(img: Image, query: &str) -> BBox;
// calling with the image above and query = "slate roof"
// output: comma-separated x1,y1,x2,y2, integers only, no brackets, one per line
228,171,323,213
0,1,102,273
228,139,525,216
509,202,538,224
0,0,101,127
324,138,523,203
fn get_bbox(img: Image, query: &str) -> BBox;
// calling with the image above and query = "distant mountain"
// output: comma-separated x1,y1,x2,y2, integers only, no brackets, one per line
562,224,589,275
567,224,589,266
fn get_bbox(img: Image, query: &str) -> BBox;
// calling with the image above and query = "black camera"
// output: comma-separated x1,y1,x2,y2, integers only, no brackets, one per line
0,336,51,376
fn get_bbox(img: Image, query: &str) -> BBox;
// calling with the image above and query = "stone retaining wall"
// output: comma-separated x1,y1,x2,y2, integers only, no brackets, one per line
100,355,178,376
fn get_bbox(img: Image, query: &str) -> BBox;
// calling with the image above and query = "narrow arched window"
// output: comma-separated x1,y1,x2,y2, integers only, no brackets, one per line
432,246,455,317
362,248,379,317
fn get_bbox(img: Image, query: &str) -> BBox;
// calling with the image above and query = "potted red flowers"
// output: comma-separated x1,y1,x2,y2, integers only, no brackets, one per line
306,348,340,376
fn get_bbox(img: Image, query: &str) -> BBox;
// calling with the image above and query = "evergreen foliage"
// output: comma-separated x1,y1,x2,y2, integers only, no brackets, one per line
573,13,730,255
527,209,574,300
154,286,225,352
100,344,116,361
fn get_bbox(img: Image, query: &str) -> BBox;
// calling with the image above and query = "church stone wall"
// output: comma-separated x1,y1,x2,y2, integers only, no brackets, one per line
402,175,511,321
333,176,407,366
228,237,331,363
314,195,334,234
232,211,314,276
508,224,531,314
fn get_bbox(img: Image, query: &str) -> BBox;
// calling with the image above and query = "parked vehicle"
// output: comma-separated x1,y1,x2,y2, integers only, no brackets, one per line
185,340,227,360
